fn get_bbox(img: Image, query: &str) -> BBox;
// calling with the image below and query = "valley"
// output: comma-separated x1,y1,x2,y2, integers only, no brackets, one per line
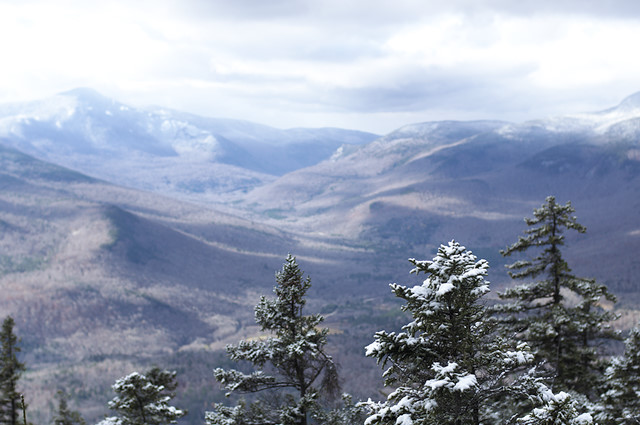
0,90,639,424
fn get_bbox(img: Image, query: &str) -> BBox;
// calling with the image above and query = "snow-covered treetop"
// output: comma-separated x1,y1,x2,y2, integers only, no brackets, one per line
405,240,490,314
210,255,341,425
366,240,492,384
501,196,586,282
105,368,185,425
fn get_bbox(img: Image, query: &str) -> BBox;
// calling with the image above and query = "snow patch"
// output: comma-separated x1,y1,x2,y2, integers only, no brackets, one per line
575,413,593,424
436,282,455,295
365,341,381,356
330,146,344,161
427,378,450,390
453,374,477,391
435,362,457,374
410,284,431,297
395,414,413,425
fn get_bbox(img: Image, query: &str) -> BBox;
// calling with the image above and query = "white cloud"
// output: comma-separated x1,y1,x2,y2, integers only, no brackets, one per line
1,0,640,133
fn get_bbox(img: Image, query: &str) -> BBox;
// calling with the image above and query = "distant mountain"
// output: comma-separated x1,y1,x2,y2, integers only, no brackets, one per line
0,88,378,202
241,98,640,296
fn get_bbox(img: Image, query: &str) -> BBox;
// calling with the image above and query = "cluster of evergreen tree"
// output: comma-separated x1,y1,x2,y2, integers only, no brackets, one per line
210,196,640,424
4,196,640,425
360,196,638,424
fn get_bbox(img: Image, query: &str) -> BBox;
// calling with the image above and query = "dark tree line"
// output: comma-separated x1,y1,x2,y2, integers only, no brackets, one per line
362,197,635,424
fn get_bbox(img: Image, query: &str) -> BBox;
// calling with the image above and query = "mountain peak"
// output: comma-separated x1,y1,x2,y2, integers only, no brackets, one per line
615,91,640,111
59,87,115,105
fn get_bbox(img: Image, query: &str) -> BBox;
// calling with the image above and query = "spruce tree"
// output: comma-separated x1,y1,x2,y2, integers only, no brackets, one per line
52,390,85,425
495,196,618,395
145,367,179,397
98,368,185,425
517,389,594,424
596,325,640,424
0,316,25,425
364,241,540,425
206,254,340,425
311,394,366,425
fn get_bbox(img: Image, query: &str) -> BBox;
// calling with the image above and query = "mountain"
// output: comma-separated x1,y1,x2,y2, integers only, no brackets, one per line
0,88,378,203
2,90,640,423
240,100,640,296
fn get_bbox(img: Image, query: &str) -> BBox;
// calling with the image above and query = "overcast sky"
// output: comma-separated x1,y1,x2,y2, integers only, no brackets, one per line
2,0,640,134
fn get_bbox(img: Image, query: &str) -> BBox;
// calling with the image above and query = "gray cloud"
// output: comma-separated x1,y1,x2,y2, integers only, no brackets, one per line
462,0,640,18
174,0,640,24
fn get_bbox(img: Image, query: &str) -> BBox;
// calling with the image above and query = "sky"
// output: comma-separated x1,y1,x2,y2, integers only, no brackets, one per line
2,0,640,134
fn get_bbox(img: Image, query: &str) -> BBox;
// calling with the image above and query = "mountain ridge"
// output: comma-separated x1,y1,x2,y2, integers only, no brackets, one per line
237,94,640,297
0,89,379,202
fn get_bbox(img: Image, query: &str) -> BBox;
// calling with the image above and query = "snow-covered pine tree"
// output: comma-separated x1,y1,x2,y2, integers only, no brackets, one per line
596,325,640,424
309,394,367,425
98,368,185,425
495,196,618,395
206,254,340,425
0,316,25,425
517,387,594,425
364,241,539,425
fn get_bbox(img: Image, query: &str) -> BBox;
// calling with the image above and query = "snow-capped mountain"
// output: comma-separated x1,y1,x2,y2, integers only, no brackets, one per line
0,88,378,202
242,92,640,217
241,93,640,295
496,91,640,137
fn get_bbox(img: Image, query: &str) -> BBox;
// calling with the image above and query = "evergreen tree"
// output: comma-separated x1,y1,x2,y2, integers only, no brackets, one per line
145,367,179,397
517,388,594,424
206,254,340,425
52,390,85,425
0,316,25,425
596,325,640,424
310,394,366,425
364,241,540,425
98,368,185,425
495,196,618,395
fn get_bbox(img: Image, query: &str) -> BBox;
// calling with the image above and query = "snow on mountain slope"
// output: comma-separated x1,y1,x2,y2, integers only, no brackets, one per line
239,95,640,298
513,91,640,136
0,88,378,202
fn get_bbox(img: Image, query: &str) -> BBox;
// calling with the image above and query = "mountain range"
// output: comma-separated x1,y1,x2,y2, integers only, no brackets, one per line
0,88,378,203
0,89,639,423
